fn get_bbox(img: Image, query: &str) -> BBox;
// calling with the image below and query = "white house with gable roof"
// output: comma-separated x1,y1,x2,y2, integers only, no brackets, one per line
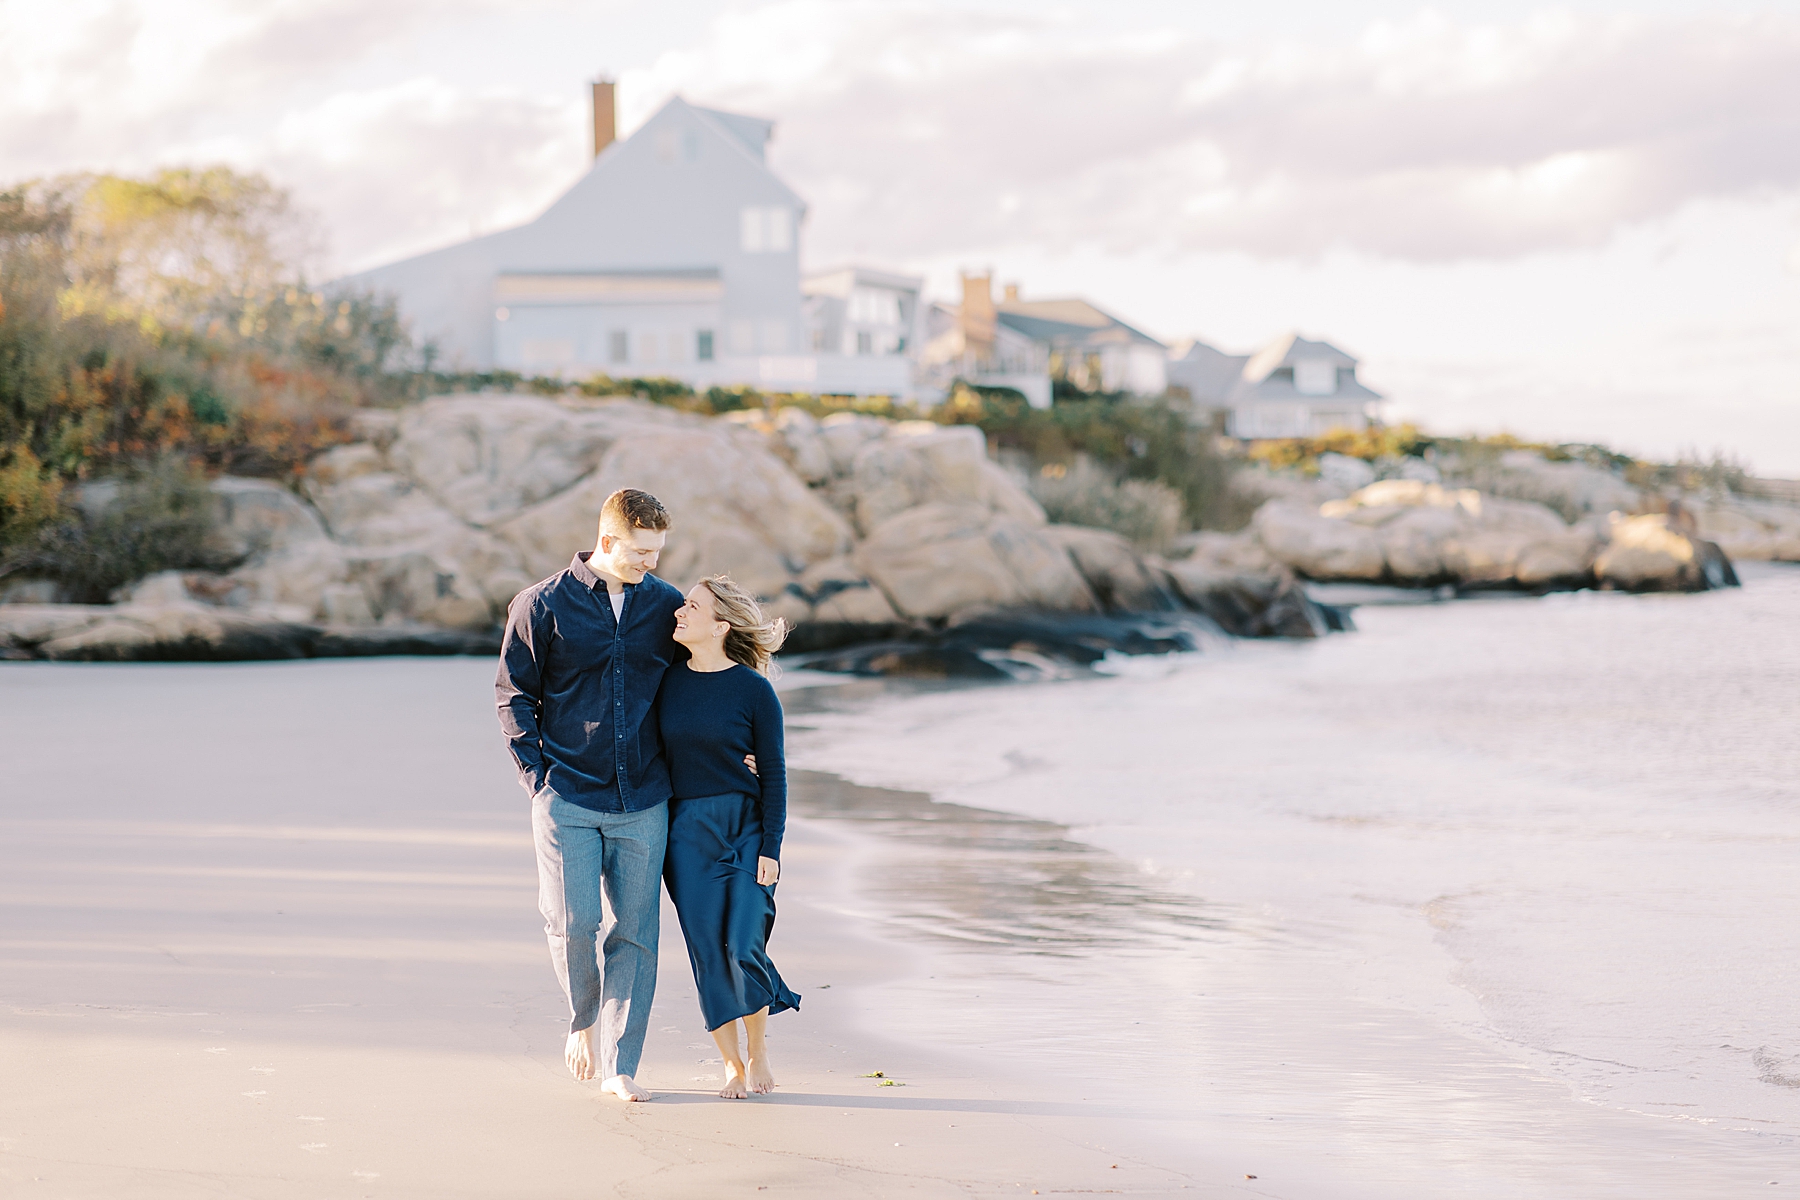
345,84,914,397
1168,332,1383,437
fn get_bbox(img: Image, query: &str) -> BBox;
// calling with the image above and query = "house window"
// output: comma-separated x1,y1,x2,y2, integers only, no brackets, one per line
856,331,873,355
609,331,628,364
739,206,791,253
849,288,901,326
682,131,700,161
696,330,714,361
1295,360,1338,396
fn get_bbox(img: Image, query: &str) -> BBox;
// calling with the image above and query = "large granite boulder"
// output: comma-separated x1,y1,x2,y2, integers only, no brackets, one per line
1045,525,1172,612
848,423,1045,535
792,556,902,625
853,503,1097,620
304,468,532,629
1594,513,1738,591
495,425,852,599
208,477,348,619
1694,499,1800,562
1253,502,1385,580
388,395,656,527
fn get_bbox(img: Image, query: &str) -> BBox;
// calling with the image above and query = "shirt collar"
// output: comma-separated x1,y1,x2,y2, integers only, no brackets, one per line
571,552,636,593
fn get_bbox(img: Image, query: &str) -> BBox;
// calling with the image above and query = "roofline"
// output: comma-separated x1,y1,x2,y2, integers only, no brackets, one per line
675,96,809,215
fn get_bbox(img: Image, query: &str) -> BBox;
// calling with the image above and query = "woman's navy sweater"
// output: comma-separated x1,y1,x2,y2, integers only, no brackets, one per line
655,662,787,861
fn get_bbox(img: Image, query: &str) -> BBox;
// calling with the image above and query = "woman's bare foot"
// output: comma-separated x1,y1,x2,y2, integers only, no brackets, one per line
711,1019,749,1099
565,1028,596,1081
601,1074,652,1102
743,1008,774,1093
718,1063,750,1100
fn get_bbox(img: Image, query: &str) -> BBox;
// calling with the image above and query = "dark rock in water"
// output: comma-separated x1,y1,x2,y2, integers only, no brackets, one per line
780,619,911,656
789,610,1220,679
1171,572,1346,639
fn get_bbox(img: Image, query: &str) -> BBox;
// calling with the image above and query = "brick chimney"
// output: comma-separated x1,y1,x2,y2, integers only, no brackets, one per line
960,271,996,361
1003,283,1019,302
591,79,617,158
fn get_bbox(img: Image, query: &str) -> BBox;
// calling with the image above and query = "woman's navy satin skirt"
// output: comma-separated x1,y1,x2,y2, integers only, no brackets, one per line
663,792,801,1032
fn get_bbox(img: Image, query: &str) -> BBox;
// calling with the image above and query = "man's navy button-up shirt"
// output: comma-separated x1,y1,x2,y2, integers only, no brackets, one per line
495,553,684,813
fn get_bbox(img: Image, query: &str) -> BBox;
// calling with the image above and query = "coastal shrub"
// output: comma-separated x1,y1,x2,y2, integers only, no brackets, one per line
0,456,238,601
934,385,1247,531
1030,459,1183,550
0,168,427,564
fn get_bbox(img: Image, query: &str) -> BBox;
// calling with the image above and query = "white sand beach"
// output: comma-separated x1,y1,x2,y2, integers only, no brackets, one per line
0,658,1242,1198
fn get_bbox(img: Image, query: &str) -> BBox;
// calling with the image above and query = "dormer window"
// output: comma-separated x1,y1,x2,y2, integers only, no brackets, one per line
1295,359,1338,396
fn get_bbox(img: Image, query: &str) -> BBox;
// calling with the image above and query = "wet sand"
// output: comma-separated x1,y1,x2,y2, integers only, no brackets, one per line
787,566,1800,1197
0,660,1250,1198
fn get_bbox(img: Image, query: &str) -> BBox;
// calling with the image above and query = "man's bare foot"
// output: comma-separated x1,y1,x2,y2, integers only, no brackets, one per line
746,1056,776,1095
565,1028,596,1081
601,1074,652,1102
718,1063,749,1100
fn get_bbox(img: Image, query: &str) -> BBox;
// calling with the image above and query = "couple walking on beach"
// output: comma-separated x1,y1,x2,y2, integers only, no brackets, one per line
495,487,800,1102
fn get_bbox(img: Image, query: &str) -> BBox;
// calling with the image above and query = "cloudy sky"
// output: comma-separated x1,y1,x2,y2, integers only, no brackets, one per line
4,0,1799,471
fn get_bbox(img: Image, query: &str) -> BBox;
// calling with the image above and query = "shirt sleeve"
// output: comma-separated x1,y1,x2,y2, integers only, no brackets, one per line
751,679,788,862
496,590,549,795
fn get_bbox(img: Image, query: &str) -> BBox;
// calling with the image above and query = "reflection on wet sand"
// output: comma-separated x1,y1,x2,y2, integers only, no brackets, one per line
789,768,1228,958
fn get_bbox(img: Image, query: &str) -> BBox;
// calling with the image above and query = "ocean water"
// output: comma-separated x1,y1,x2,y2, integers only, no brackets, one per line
786,564,1800,1196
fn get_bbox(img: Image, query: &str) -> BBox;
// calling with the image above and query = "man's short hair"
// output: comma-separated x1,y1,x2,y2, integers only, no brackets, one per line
599,488,671,537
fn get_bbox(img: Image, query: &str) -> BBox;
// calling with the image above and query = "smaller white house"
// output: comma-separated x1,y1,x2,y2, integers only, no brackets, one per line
918,274,1169,408
1168,333,1382,437
800,266,922,398
997,291,1167,397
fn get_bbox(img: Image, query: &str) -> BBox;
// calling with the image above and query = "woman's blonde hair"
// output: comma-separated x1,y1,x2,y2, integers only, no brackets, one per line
697,574,788,674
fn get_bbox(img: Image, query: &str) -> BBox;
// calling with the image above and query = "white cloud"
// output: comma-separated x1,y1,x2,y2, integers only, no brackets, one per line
625,2,1800,264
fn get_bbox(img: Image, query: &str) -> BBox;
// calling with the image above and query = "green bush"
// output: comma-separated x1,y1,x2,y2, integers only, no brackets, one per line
1030,459,1183,549
0,456,238,602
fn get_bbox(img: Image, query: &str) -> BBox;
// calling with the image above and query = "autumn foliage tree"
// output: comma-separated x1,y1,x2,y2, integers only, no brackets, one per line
0,167,410,594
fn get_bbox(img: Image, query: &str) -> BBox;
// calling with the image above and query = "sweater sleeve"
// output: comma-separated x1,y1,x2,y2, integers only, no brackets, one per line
496,591,549,796
750,679,787,862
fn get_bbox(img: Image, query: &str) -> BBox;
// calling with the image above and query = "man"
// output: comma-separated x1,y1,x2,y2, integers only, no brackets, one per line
496,487,682,1102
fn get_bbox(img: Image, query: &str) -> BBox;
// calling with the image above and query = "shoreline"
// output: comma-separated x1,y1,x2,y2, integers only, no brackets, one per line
782,563,1800,1197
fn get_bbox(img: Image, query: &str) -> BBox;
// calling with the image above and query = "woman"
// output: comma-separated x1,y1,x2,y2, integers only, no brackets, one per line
658,574,801,1099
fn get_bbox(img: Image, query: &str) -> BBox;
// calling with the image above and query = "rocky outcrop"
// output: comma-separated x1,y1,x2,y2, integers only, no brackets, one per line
1230,477,1736,593
1046,525,1174,612
1594,513,1738,591
852,503,1096,621
1439,449,1643,522
1692,498,1800,563
7,394,1357,664
0,602,494,662
1253,502,1386,581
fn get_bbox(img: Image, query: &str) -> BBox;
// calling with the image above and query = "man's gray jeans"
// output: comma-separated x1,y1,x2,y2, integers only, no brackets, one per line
531,789,668,1080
